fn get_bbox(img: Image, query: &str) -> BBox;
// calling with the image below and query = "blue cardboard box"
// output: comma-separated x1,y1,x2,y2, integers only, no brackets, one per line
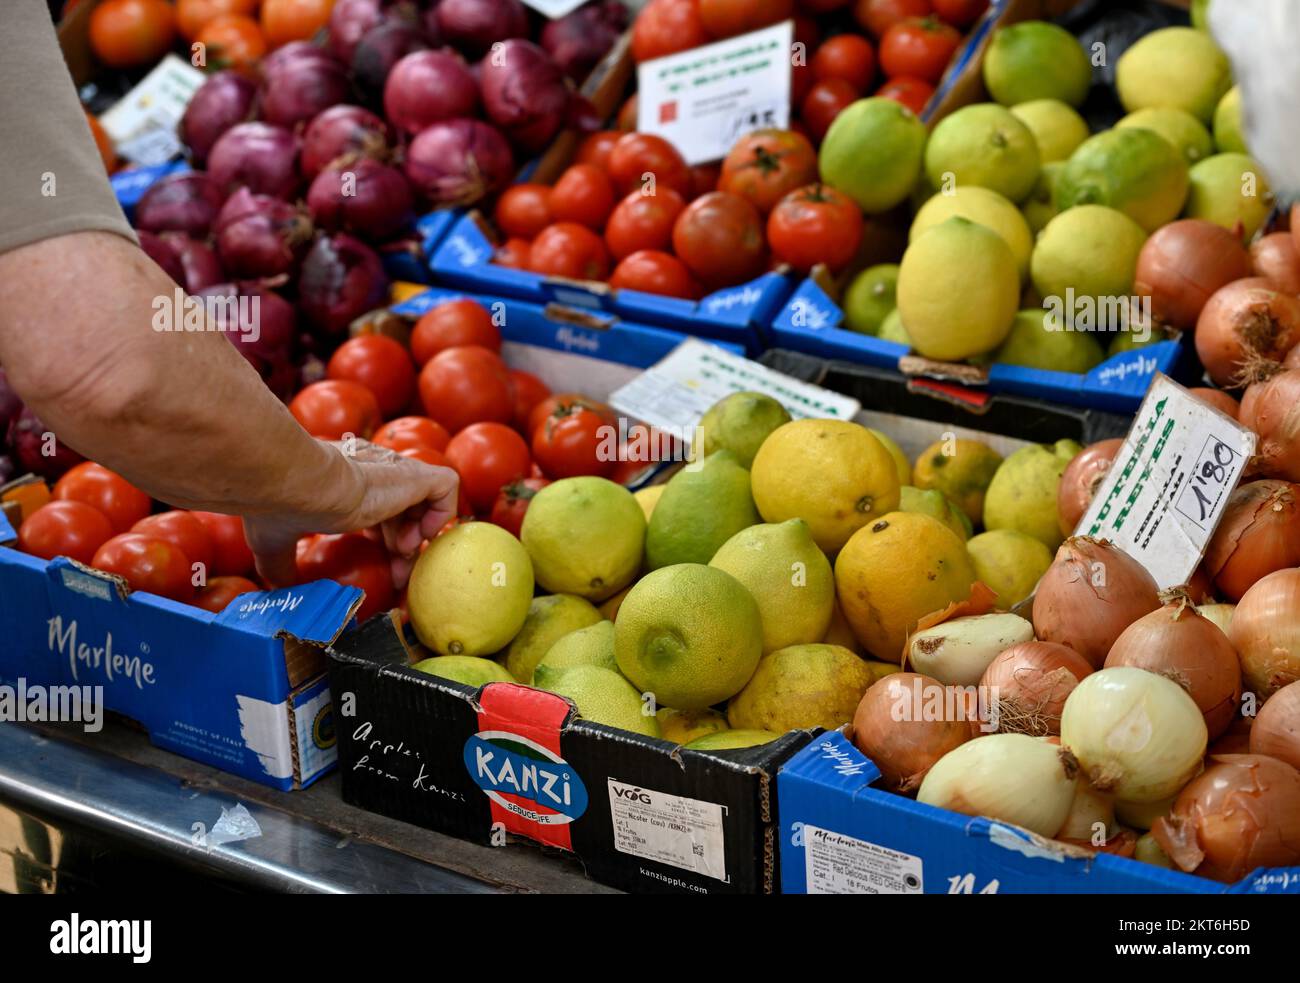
778,731,1300,894
0,509,358,790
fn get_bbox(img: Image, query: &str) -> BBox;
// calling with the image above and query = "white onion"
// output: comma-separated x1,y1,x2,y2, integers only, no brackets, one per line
1135,832,1175,868
1057,775,1117,843
1060,667,1207,802
1196,603,1235,636
1115,793,1178,831
906,612,1035,686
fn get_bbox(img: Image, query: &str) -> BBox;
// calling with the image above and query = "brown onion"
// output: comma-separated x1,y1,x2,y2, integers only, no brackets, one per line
1195,277,1300,388
1250,680,1300,770
1033,537,1162,668
851,672,970,793
1202,480,1300,601
1229,568,1300,699
1187,386,1240,420
1250,232,1300,294
1104,598,1243,740
1286,342,1300,369
1056,437,1124,537
1209,714,1253,755
980,641,1093,737
1152,754,1300,882
1239,367,1300,482
1134,219,1254,331
1184,564,1216,604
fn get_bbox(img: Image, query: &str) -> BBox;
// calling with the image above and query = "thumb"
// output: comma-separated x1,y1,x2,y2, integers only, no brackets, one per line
242,519,301,588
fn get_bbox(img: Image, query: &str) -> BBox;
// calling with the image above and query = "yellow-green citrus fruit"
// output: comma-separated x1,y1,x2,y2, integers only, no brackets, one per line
698,391,791,468
966,529,1054,609
842,264,899,336
1116,26,1231,123
983,21,1092,107
924,103,1041,203
819,98,927,213
532,620,618,687
645,450,759,569
910,185,1034,283
521,476,645,601
504,593,603,682
685,729,780,751
1184,153,1272,240
727,643,874,733
911,438,1003,526
656,707,729,744
1055,128,1189,232
1212,86,1245,154
982,440,1083,550
1011,99,1090,162
548,666,659,738
899,485,971,541
1116,107,1214,165
993,308,1105,374
867,427,910,487
411,655,516,687
1030,205,1147,307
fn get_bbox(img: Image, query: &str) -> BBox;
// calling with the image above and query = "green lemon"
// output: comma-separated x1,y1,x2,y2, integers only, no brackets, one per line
983,21,1092,107
819,98,926,213
1116,107,1214,165
1055,127,1189,232
842,264,899,336
924,103,1041,203
1011,99,1090,162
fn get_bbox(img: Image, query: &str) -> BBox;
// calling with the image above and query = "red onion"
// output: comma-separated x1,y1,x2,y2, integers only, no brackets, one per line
261,41,338,76
980,641,1093,737
207,122,301,199
1239,367,1300,482
541,1,628,80
1250,232,1300,294
301,104,391,180
437,0,528,56
1203,480,1300,602
328,0,386,63
0,368,24,435
7,408,84,480
1133,219,1253,332
134,171,225,238
1195,277,1300,388
214,188,313,279
479,39,572,154
161,234,225,294
260,54,352,129
197,282,299,399
351,21,430,106
1056,437,1124,537
179,71,256,165
383,49,479,135
404,118,514,206
137,230,188,285
307,158,413,241
297,233,390,335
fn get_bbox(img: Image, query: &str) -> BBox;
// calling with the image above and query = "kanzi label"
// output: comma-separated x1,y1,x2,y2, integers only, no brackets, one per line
465,730,589,825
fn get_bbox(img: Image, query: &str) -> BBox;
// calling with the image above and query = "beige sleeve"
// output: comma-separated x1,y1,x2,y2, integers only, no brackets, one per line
0,0,138,255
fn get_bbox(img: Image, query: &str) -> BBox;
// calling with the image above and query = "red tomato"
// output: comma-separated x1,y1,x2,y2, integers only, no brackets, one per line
801,78,859,142
495,237,532,270
398,445,447,467
631,0,709,62
445,422,532,513
289,379,381,441
296,532,394,623
493,184,553,240
671,191,766,289
698,0,792,40
688,163,720,200
191,511,255,576
608,425,669,485
53,462,152,534
418,345,514,433
875,75,935,115
880,16,961,82
18,500,115,565
812,35,878,92
801,0,850,12
533,407,615,479
409,299,500,366
719,129,818,214
93,533,195,600
604,187,686,260
509,370,552,432
548,164,615,231
528,223,611,281
326,335,416,418
132,510,214,574
606,133,692,198
610,250,702,299
488,476,550,537
791,60,813,107
192,575,261,613
767,184,865,273
575,130,622,172
932,0,987,27
372,416,451,454
526,394,614,440
853,0,931,39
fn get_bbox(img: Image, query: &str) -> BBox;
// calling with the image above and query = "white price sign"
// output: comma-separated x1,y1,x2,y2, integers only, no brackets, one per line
1075,374,1257,589
636,20,794,165
519,0,588,18
100,54,207,166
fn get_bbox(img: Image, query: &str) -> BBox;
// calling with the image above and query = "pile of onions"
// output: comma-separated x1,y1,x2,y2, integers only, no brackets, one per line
1250,232,1300,294
351,21,430,105
1202,480,1300,601
137,229,186,284
1152,754,1300,882
300,104,391,180
980,641,1093,737
850,673,970,792
1194,277,1300,387
134,172,225,238
1250,680,1300,770
260,52,352,129
1188,386,1240,420
1239,367,1300,482
479,39,574,153
1033,537,1161,668
916,734,1078,837
1229,567,1300,699
307,159,413,241
214,188,312,278
1056,437,1124,536
207,122,301,199
296,233,389,335
262,41,338,76
436,0,528,56
1060,667,1207,802
179,71,256,164
1133,219,1253,331
1104,597,1242,739
383,49,478,135
403,118,514,205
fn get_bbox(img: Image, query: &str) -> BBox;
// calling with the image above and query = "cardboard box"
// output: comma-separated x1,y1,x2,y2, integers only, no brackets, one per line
778,731,1300,894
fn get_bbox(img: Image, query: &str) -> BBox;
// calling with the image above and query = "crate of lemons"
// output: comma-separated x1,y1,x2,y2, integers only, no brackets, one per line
406,391,1079,751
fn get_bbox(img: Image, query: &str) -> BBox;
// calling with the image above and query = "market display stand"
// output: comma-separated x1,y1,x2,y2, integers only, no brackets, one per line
0,722,617,894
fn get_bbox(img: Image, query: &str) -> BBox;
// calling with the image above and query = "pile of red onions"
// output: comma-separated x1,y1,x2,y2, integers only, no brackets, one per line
296,233,389,335
327,0,386,63
207,122,301,200
1056,437,1124,536
214,187,313,279
1202,480,1300,601
139,231,224,294
1239,367,1300,482
980,641,1093,737
1195,277,1300,388
436,0,528,56
197,282,299,399
134,172,225,238
541,1,628,81
1133,219,1253,332
179,71,257,165
1229,567,1300,699
351,20,431,105
851,673,971,792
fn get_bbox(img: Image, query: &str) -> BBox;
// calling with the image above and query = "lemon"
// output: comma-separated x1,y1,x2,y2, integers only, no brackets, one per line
983,440,1082,551
1185,153,1272,240
750,419,900,553
615,563,763,711
984,21,1092,107
993,308,1105,374
910,185,1034,283
1011,99,1090,162
548,666,659,738
1030,205,1147,307
411,655,515,687
709,519,835,653
863,660,902,683
899,485,971,541
685,729,780,751
1055,128,1189,232
966,529,1054,609
834,512,976,661
822,596,862,654
911,438,1003,526
1021,161,1062,233
656,707,729,745
521,477,644,601
645,450,760,569
1116,26,1231,123
727,643,873,733
408,522,534,657
698,392,791,468
877,308,911,346
924,104,1041,203
503,593,603,682
1116,107,1214,165
532,620,617,687
867,428,910,487
843,264,899,336
819,98,927,213
1212,86,1245,154
633,485,664,522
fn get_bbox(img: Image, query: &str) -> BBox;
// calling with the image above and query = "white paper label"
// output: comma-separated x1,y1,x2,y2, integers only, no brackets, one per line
519,0,588,18
100,54,206,165
607,779,728,883
804,824,924,894
636,21,794,164
609,338,860,446
1076,374,1257,589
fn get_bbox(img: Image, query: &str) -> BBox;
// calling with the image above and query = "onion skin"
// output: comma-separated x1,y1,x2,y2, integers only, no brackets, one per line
300,104,391,181
979,641,1093,737
1209,713,1252,755
351,21,430,106
478,39,573,154
306,159,413,241
214,188,312,279
1057,775,1117,843
137,229,187,285
327,0,385,63
437,0,528,57
1104,600,1243,740
541,1,628,80
1251,680,1300,771
1032,537,1161,668
1187,387,1239,421
1287,342,1300,369
8,407,84,479
1202,480,1300,601
1229,567,1300,699
1056,438,1124,537
1250,232,1300,294
134,172,225,238
383,49,479,136
296,233,390,336
850,672,970,793
260,55,352,129
1239,368,1300,482
1134,219,1254,332
207,122,301,200
179,71,256,165
403,118,514,206
1153,754,1300,882
157,233,225,293
1194,277,1300,388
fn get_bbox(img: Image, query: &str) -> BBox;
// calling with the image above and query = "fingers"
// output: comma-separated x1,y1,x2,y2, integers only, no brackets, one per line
243,519,301,588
